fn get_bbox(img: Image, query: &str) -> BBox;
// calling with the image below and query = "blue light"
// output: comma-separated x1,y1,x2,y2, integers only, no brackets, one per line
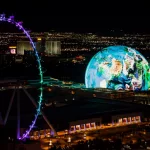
85,46,150,91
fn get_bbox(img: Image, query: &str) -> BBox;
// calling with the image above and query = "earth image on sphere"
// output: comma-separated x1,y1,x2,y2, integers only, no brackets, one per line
85,46,150,91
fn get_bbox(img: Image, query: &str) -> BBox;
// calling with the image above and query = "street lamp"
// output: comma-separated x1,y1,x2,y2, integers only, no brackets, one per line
68,137,71,142
49,139,52,146
83,133,86,140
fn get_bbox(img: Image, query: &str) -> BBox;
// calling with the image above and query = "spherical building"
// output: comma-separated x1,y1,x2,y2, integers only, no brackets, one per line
85,46,150,91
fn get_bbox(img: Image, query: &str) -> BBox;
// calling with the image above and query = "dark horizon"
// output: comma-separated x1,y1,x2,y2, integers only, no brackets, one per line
0,1,150,33
1,18,150,35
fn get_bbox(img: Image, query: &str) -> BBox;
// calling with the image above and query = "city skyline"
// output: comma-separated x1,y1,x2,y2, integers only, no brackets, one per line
1,5,150,149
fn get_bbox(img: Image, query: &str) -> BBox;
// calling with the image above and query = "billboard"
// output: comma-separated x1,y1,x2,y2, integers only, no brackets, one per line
85,46,150,91
10,48,16,54
9,46,16,54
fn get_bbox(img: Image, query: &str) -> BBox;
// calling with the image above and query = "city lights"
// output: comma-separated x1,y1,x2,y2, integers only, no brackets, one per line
68,137,71,143
37,37,42,41
49,139,52,146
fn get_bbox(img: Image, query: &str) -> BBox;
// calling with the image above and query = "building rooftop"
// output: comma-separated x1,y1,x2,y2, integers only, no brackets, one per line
42,97,150,130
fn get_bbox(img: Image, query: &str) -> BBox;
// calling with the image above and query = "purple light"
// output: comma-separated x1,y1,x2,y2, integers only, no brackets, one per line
0,14,43,140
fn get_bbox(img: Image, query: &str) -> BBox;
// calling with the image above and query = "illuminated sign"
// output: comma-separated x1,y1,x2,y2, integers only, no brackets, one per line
37,37,42,41
10,49,16,54
85,46,150,91
9,46,16,49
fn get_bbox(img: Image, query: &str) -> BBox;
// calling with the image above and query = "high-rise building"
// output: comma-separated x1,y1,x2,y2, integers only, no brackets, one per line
36,41,42,52
35,40,45,53
45,41,61,55
17,40,61,55
17,41,33,55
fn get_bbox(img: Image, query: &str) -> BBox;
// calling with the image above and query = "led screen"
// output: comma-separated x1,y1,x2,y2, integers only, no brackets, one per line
10,48,16,54
85,46,150,91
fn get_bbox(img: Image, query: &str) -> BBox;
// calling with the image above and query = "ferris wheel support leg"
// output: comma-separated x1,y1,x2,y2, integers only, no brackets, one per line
17,87,20,139
22,87,57,137
4,87,16,125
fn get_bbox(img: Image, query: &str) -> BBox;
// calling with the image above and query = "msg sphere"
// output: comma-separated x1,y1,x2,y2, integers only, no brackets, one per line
85,46,150,91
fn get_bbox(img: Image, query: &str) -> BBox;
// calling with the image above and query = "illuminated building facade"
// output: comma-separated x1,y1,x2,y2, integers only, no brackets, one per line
85,46,150,91
45,41,61,55
17,41,33,55
9,46,16,54
28,112,142,140
35,37,44,53
69,112,141,133
36,40,42,53
17,40,61,55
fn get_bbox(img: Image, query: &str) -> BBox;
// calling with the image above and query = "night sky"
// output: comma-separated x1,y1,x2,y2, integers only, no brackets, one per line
0,1,150,33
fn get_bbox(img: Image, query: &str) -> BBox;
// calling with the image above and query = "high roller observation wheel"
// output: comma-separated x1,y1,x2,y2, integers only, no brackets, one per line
0,14,43,140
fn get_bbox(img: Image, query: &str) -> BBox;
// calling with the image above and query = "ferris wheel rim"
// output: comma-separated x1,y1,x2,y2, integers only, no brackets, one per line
0,13,43,140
